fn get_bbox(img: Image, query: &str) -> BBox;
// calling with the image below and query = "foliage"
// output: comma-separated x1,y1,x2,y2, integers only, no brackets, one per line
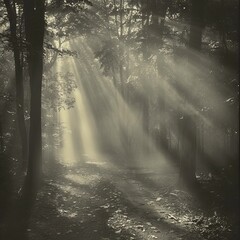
43,71,77,111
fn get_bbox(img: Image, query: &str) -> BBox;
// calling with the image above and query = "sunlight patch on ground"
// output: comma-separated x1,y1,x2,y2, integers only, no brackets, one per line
108,210,175,240
57,208,78,219
50,182,88,197
65,173,101,186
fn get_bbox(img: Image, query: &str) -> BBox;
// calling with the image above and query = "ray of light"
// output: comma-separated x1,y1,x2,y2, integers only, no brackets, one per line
55,53,104,165
61,38,177,171
48,31,237,181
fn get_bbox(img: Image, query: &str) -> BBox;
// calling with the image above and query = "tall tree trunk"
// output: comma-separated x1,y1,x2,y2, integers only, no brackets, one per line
23,0,45,202
5,1,46,239
4,0,28,171
220,0,228,56
179,115,197,186
189,0,205,50
155,3,168,151
179,0,205,186
15,47,28,171
119,0,125,97
141,2,150,147
3,0,45,237
142,97,149,135
0,116,3,153
0,116,13,238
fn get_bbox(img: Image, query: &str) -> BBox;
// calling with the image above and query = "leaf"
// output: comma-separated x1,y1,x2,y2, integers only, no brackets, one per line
101,204,110,209
149,235,158,239
136,225,144,229
168,214,177,221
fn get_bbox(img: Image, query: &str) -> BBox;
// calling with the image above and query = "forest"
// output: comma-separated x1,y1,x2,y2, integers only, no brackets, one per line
0,0,239,239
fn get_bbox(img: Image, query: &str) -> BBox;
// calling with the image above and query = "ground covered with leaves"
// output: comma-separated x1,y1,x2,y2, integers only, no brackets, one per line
28,162,239,240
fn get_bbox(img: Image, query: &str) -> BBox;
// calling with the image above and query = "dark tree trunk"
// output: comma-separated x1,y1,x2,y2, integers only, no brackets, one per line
0,116,3,152
154,2,168,151
5,0,45,239
179,0,205,186
179,115,197,186
141,5,150,145
119,0,125,97
189,0,205,50
142,97,149,135
14,48,28,171
23,0,45,203
3,0,28,171
119,61,124,96
200,120,204,155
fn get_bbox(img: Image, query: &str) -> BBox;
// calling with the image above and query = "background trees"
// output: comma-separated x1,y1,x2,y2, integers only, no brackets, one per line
86,0,239,194
0,0,238,239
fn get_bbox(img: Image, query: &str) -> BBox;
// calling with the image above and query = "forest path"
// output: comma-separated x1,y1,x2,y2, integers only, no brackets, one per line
29,161,204,240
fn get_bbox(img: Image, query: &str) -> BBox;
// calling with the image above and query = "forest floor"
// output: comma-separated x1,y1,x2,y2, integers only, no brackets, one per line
28,160,238,240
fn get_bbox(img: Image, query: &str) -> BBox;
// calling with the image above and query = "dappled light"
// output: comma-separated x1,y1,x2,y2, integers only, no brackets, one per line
52,35,237,175
0,0,238,240
54,38,177,172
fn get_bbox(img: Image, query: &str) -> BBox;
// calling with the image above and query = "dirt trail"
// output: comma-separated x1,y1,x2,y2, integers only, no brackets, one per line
28,162,206,240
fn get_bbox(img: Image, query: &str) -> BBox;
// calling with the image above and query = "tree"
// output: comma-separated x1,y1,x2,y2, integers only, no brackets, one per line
179,0,206,186
3,0,28,171
3,0,46,239
22,0,45,210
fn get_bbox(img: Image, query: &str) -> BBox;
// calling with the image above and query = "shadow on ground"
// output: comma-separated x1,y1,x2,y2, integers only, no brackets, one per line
28,162,238,240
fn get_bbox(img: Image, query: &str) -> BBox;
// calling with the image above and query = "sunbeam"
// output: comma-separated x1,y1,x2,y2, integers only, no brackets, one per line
1,1,238,239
